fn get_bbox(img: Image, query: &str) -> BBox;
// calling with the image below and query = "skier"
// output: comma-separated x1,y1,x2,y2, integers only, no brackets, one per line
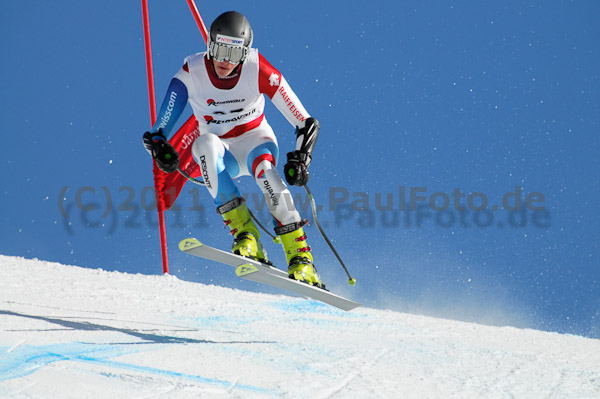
143,11,323,288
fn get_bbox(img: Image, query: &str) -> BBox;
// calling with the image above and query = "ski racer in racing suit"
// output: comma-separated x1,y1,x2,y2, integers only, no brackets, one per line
143,11,323,288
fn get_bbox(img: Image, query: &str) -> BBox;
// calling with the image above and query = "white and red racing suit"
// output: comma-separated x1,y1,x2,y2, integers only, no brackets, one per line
151,48,312,226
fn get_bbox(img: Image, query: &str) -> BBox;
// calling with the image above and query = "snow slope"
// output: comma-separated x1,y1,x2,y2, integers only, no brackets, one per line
1,255,599,399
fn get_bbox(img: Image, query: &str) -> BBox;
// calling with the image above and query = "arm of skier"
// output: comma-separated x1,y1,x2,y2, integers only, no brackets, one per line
258,53,310,129
150,66,192,136
142,64,193,172
258,53,319,185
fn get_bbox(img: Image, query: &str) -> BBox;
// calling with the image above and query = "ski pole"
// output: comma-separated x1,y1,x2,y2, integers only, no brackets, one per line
177,167,206,186
304,185,356,286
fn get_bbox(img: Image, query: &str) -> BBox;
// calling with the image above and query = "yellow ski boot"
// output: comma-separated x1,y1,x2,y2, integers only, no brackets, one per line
218,198,269,264
276,222,324,289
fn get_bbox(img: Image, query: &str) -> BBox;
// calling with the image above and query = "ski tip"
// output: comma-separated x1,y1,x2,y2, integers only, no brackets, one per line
348,278,357,286
236,264,259,277
179,238,203,252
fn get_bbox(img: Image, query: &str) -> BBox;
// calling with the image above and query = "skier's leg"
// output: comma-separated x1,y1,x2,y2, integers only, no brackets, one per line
250,148,301,226
191,133,240,206
248,140,323,288
191,134,268,262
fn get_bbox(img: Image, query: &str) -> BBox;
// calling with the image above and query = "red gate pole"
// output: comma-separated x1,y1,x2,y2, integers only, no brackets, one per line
141,0,169,274
185,0,209,41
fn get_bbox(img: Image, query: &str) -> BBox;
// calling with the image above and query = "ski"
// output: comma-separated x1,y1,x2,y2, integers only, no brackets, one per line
178,238,361,311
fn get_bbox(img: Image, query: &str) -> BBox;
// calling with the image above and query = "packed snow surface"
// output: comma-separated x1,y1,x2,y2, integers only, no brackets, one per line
1,255,599,398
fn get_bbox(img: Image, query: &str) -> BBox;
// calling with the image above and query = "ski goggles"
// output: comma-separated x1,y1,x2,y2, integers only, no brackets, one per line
209,41,248,64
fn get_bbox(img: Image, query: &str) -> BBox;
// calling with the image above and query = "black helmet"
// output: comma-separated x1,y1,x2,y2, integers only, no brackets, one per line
207,11,253,64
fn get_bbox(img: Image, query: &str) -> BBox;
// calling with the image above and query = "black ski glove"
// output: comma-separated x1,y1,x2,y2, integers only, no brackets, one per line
142,130,180,173
284,150,310,186
284,117,320,186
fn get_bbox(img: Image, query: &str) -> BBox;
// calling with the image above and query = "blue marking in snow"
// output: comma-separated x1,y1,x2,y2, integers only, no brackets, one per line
73,356,273,393
0,343,275,395
180,315,258,328
270,299,366,318
0,343,138,382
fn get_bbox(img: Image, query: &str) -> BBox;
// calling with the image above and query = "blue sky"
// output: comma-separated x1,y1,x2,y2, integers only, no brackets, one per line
1,1,599,337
